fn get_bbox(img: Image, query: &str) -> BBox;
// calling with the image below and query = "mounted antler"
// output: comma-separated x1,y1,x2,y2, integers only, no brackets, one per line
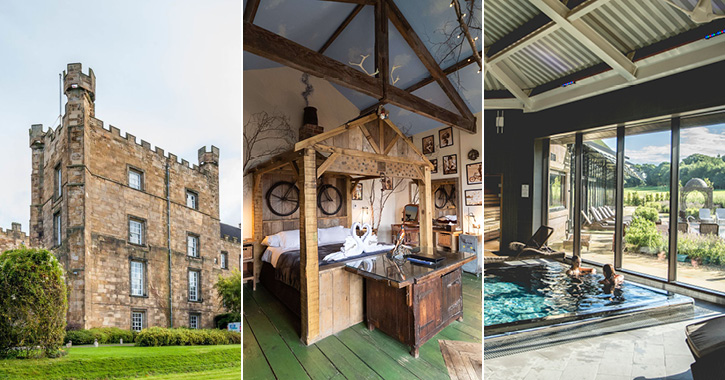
390,65,402,85
349,54,379,76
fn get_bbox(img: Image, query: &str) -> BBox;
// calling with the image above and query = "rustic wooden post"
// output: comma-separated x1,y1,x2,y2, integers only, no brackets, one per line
253,173,263,242
299,148,320,344
345,176,353,228
419,165,433,248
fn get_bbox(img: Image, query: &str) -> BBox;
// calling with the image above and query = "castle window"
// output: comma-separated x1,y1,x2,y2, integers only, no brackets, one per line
54,164,62,199
129,218,145,245
186,190,198,210
189,313,200,329
131,310,145,332
130,260,145,297
129,168,143,191
187,234,199,257
188,270,200,301
53,211,62,246
221,252,228,269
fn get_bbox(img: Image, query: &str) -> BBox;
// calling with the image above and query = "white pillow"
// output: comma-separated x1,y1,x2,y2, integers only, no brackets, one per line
261,234,281,247
278,229,300,248
318,226,346,245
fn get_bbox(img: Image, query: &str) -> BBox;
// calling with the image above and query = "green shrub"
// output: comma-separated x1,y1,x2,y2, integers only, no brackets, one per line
634,206,660,223
215,270,241,320
214,313,239,330
678,233,725,266
625,217,665,253
0,248,67,358
134,327,240,347
64,327,134,345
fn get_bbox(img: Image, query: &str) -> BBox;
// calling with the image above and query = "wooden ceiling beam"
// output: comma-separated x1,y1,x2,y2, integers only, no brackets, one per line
244,22,474,132
243,0,261,24
359,51,481,116
318,4,364,54
385,0,475,122
375,0,389,97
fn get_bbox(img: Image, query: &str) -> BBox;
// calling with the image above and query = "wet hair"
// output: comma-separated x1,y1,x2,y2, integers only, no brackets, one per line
603,264,615,279
570,256,581,268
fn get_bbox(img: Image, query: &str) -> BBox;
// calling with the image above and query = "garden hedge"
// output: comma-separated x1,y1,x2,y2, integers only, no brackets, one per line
0,248,67,358
134,327,241,347
64,328,135,345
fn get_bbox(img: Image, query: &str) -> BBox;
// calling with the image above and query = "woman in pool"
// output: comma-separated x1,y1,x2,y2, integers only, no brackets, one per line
599,264,624,296
566,256,596,277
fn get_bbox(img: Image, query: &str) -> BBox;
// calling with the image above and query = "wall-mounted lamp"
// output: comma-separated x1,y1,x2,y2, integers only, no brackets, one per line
496,110,504,134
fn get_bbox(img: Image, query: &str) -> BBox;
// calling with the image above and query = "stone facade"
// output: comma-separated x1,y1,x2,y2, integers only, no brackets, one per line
0,223,29,253
29,63,240,330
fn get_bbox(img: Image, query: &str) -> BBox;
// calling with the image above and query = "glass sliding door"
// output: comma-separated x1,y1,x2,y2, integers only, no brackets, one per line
579,131,618,264
621,126,671,280
547,138,575,253
676,114,725,293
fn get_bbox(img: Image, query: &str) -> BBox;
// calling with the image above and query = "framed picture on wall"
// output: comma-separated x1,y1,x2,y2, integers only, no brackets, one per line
430,159,438,174
465,189,482,206
466,162,482,185
422,135,435,155
443,154,457,175
352,182,363,200
439,126,453,148
381,176,393,190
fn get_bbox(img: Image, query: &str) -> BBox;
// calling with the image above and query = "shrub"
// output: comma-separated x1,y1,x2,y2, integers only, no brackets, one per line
624,217,665,253
678,233,725,266
214,313,239,330
64,327,134,345
634,206,660,223
0,248,67,358
134,327,240,347
215,270,241,320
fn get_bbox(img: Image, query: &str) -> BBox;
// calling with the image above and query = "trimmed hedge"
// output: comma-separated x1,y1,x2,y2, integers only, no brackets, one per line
134,327,241,347
0,248,67,358
64,328,135,345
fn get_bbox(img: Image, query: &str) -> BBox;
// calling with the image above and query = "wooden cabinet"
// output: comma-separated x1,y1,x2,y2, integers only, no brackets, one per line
243,241,256,290
365,266,465,357
391,224,419,246
433,230,462,251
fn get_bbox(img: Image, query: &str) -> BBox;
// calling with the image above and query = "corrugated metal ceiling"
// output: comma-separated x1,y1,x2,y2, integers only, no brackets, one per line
485,0,721,93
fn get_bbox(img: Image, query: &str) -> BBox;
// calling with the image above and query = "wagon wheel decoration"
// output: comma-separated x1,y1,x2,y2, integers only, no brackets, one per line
266,181,300,216
317,184,343,215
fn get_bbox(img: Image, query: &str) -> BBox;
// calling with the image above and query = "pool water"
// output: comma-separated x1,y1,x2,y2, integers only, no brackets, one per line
484,260,675,327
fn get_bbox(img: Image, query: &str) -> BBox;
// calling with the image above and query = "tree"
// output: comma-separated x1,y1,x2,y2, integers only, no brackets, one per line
214,270,241,319
0,248,67,358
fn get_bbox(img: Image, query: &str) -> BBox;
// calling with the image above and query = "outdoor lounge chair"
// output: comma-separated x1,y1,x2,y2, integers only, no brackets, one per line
508,225,565,260
700,208,714,223
582,210,615,231
685,314,725,379
716,208,725,226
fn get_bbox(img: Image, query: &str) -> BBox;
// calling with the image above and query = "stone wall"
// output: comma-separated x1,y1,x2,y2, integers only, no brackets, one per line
0,223,29,253
30,63,240,330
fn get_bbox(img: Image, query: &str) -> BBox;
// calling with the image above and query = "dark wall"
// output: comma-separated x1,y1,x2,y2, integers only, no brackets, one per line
485,59,725,248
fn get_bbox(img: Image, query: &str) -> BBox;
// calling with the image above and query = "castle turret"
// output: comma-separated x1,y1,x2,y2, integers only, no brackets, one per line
198,146,220,218
29,124,46,246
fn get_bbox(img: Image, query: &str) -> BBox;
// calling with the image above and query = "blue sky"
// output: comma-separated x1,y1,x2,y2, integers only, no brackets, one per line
0,0,241,230
598,124,725,165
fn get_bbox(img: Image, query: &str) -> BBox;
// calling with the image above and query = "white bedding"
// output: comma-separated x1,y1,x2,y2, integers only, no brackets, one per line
261,246,300,268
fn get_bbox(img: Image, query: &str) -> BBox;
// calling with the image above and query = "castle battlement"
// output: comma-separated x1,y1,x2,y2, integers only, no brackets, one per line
221,235,240,244
0,223,28,241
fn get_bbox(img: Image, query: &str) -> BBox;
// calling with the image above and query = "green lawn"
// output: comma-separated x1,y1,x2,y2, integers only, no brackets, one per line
0,344,241,380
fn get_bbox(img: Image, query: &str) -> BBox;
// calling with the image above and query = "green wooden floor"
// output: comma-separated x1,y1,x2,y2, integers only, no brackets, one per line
243,273,482,380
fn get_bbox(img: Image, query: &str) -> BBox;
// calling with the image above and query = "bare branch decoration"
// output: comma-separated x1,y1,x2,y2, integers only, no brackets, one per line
243,110,296,176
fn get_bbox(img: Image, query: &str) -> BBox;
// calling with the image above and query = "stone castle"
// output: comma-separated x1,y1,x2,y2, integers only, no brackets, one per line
28,63,240,330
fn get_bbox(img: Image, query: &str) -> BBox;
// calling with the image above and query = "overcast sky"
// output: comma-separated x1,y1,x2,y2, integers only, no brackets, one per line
0,0,241,230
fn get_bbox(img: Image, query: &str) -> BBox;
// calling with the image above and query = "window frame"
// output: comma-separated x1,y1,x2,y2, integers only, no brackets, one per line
187,233,200,258
549,171,567,212
128,216,146,246
185,189,199,210
54,163,62,200
131,310,146,332
129,259,147,297
220,251,228,269
189,313,201,329
53,211,62,247
188,269,201,302
128,166,144,191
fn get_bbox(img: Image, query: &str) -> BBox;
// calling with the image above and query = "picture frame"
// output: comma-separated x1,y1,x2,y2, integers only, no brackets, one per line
422,135,435,155
381,176,393,190
465,189,482,206
352,182,363,200
439,126,453,148
443,154,457,175
466,162,482,185
430,159,438,174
